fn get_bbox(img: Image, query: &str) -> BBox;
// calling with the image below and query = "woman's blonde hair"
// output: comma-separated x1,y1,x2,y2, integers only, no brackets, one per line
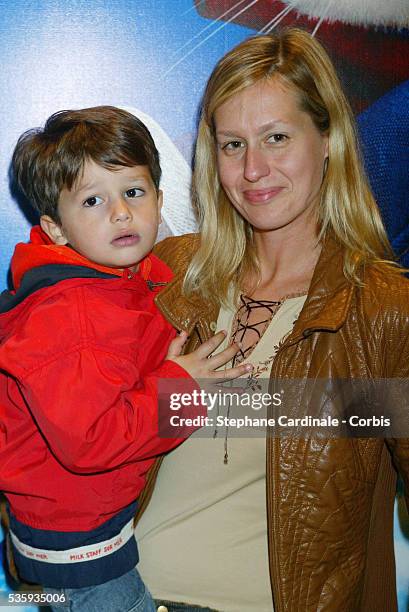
184,28,396,305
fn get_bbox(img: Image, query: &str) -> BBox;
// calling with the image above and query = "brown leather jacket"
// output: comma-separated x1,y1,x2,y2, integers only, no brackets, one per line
141,232,409,612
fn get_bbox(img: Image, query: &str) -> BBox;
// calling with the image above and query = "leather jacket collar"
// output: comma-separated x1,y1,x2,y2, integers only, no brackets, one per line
155,231,355,339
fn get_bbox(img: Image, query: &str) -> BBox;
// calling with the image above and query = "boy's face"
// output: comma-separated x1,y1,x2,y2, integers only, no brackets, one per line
40,159,162,272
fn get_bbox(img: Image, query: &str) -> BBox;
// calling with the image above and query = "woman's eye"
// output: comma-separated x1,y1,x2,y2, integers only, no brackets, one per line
83,196,103,207
267,133,288,144
125,187,144,198
221,140,244,154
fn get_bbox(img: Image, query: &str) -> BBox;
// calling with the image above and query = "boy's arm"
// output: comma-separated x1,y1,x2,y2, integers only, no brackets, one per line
7,282,202,474
19,344,200,474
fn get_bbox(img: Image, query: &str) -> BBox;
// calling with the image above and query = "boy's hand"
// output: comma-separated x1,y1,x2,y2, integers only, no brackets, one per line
166,330,252,382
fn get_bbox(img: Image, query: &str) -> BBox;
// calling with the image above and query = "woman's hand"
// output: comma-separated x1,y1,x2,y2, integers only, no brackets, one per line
166,330,252,382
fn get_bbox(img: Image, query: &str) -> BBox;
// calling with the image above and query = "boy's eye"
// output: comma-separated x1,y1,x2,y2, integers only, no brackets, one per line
125,187,145,198
83,196,103,207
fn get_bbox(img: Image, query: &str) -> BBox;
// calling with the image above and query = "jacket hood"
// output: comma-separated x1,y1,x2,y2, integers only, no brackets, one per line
0,226,172,317
10,225,166,289
11,226,124,291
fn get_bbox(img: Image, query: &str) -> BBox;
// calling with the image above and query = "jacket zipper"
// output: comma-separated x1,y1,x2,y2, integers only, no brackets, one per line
124,268,134,280
123,269,168,292
146,280,167,291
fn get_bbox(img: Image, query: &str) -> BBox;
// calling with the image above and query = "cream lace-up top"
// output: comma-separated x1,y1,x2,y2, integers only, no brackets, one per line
135,293,307,612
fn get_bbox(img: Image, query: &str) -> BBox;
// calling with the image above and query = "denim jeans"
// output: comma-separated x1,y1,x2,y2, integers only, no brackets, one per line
154,600,219,612
44,567,156,611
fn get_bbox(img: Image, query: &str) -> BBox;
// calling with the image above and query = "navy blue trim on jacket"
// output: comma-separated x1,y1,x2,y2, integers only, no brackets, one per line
0,264,117,314
9,501,138,588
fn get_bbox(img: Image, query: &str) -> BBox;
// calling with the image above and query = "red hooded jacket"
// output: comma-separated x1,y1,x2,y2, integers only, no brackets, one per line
0,227,198,587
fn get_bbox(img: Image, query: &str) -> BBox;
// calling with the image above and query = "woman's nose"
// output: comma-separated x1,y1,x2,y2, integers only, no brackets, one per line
243,147,270,182
110,198,132,223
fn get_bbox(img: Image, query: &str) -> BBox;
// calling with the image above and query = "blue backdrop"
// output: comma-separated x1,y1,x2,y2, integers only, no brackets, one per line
0,1,408,610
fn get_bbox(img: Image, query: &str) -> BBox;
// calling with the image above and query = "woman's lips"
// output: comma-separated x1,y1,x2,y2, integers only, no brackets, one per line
243,187,284,203
111,234,140,247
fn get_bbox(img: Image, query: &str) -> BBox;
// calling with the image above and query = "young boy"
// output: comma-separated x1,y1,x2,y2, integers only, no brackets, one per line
0,106,248,611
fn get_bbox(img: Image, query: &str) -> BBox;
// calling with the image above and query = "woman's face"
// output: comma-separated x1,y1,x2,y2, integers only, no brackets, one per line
214,78,328,238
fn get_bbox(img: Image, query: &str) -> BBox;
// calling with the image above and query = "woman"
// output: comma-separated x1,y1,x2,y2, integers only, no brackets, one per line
135,29,409,611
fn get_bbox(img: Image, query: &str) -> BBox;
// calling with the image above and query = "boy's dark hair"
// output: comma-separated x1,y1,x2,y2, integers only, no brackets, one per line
12,106,161,222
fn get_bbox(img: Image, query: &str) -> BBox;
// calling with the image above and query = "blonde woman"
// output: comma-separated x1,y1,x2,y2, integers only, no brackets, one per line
135,29,409,612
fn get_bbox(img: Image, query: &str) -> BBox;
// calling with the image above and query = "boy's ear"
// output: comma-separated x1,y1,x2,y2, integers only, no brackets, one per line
157,189,163,223
40,215,68,245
